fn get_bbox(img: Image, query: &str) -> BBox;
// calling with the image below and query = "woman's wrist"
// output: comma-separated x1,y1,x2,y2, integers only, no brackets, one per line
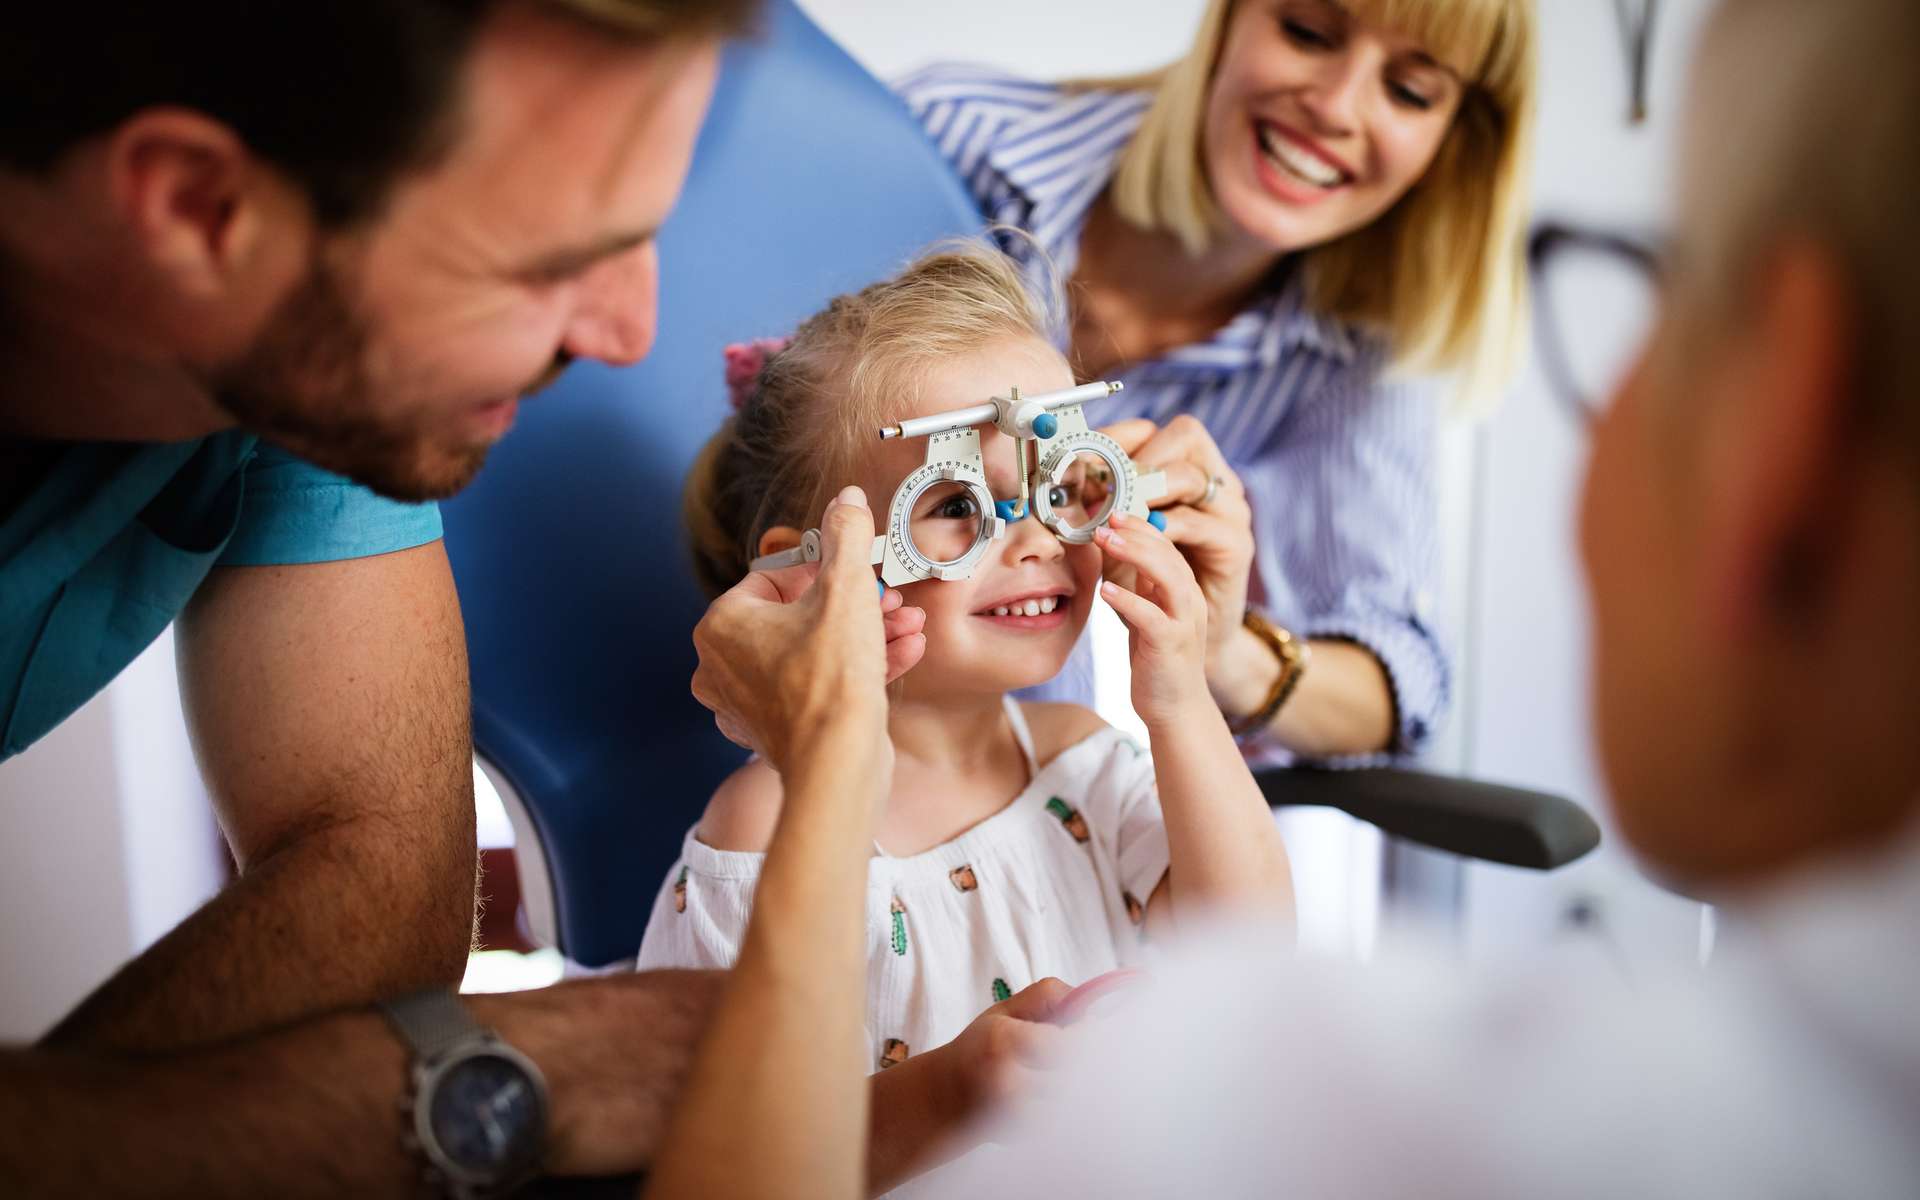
1206,621,1282,719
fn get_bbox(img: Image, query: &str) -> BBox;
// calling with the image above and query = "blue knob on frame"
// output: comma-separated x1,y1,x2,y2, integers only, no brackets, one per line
1147,511,1167,532
995,498,1027,523
1032,413,1059,439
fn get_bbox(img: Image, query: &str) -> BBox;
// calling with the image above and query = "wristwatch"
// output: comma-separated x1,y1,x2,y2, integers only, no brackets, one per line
381,988,551,1198
1227,609,1311,738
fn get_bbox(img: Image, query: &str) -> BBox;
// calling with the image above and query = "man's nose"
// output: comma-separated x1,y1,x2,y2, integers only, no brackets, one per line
561,242,659,367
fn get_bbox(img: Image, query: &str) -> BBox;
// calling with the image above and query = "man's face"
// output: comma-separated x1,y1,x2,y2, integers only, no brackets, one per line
218,9,721,500
1579,329,1716,881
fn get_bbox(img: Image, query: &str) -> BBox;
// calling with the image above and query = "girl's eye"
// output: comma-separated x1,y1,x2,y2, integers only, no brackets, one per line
1047,484,1074,509
1281,17,1334,49
933,495,979,521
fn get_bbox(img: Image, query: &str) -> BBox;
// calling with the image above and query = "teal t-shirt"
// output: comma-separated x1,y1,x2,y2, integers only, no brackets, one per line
0,432,442,760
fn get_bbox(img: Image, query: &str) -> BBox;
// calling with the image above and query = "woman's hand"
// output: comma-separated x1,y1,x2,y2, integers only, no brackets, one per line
1094,511,1214,727
689,486,924,776
1102,417,1256,698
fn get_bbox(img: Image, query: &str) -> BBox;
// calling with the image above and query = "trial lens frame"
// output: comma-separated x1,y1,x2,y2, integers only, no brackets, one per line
748,381,1166,585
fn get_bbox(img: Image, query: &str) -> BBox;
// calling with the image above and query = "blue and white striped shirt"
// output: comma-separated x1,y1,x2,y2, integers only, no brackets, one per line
898,64,1449,758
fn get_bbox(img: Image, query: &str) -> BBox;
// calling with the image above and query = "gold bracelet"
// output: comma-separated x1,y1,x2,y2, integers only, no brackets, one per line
1228,609,1311,738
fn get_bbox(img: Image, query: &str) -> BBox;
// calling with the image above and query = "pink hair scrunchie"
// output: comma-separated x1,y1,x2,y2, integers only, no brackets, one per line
722,337,792,411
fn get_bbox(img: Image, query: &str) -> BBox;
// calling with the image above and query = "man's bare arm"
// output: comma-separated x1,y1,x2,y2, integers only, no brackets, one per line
44,542,476,1052
647,489,897,1200
0,971,723,1197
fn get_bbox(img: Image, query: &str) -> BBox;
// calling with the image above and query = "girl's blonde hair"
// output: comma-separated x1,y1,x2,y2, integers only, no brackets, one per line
684,241,1060,596
1095,0,1536,409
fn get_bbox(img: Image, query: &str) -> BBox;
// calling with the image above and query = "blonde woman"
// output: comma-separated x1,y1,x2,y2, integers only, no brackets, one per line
898,0,1535,759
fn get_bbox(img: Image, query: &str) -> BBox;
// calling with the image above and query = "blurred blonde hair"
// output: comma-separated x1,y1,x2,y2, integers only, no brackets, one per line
1087,0,1536,410
684,240,1062,595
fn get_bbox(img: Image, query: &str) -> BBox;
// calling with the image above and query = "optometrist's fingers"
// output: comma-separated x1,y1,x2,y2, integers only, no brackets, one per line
882,602,925,641
884,632,927,685
740,559,823,605
882,601,927,685
1131,414,1237,479
1098,418,1160,457
815,486,884,602
1152,503,1256,579
1119,417,1245,505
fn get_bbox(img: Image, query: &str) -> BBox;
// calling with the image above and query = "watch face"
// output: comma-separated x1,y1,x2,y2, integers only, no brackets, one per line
427,1052,543,1176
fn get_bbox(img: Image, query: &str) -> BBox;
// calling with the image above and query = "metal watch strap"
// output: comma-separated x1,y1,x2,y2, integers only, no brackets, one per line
381,988,484,1059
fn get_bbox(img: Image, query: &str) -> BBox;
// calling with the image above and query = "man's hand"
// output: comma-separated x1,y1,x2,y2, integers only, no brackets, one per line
472,971,726,1177
690,486,924,770
1,970,727,1197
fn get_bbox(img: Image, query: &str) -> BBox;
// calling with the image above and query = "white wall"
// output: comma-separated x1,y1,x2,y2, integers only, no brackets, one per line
1459,0,1717,970
0,630,223,1040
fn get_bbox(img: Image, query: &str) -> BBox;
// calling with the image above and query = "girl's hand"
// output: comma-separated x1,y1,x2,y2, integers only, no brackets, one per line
1101,417,1256,701
1094,511,1214,726
938,978,1074,1116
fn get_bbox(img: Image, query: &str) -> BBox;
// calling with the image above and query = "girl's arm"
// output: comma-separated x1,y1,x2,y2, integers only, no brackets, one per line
1094,511,1293,920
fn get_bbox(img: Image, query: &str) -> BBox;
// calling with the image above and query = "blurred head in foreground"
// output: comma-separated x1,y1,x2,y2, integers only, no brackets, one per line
1581,0,1920,893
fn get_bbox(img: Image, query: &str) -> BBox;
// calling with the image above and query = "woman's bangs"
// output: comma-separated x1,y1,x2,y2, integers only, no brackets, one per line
1347,0,1513,85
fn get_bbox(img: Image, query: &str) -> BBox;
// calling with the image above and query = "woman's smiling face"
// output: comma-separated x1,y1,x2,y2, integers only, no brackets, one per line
1203,0,1465,255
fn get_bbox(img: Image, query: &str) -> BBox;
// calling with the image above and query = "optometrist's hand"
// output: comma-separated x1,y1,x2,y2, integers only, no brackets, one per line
1094,510,1215,726
690,486,925,772
1102,416,1256,698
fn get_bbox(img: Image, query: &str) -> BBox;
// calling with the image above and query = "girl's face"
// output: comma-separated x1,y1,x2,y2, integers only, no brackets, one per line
866,337,1105,701
1203,0,1465,255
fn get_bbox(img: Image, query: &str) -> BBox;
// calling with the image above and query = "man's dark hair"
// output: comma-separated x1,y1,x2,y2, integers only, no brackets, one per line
0,1,756,228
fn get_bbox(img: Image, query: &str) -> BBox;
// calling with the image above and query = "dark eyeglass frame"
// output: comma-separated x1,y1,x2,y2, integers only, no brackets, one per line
1528,221,1665,426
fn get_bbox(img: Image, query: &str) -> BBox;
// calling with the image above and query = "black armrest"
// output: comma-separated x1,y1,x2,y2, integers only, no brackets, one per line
1254,767,1600,870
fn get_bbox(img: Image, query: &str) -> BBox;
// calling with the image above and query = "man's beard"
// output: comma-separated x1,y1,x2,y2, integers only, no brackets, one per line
216,255,498,503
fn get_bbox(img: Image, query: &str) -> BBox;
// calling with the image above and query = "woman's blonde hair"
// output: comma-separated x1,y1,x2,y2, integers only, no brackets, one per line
1097,0,1536,409
684,241,1060,596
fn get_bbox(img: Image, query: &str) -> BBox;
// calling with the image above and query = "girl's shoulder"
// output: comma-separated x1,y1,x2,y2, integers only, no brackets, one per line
1017,701,1118,769
695,758,785,855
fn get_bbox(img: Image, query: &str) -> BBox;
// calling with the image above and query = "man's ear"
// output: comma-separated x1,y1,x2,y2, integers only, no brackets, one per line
757,525,805,558
1697,238,1857,642
104,108,308,300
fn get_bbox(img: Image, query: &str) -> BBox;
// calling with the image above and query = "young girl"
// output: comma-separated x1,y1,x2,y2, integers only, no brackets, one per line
640,243,1291,1176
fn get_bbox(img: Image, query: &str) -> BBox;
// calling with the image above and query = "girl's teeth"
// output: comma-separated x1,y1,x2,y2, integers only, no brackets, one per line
986,596,1062,617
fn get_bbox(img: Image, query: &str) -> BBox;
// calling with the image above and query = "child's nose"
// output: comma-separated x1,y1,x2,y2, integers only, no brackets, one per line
1000,504,1065,564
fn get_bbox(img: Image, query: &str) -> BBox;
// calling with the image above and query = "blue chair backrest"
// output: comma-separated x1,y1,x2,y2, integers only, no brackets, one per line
442,1,983,967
